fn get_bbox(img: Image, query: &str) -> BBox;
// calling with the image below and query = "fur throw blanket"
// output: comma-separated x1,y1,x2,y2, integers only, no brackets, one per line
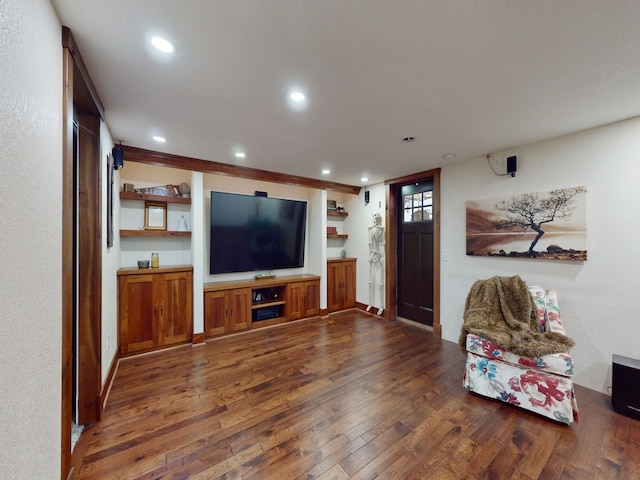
459,275,575,357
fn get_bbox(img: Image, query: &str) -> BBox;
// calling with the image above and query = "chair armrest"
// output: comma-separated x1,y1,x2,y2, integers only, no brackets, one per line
544,290,566,335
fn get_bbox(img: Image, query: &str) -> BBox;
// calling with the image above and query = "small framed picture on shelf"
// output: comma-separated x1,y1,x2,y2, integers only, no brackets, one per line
144,201,167,230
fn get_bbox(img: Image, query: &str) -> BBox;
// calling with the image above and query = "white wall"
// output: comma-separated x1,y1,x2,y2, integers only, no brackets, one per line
100,123,120,385
0,0,62,477
440,116,640,394
344,185,387,310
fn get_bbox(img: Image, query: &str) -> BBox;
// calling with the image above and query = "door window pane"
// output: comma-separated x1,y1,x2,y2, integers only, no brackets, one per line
403,191,432,223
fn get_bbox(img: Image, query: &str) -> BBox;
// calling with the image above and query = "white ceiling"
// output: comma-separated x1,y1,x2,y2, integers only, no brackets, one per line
51,0,640,187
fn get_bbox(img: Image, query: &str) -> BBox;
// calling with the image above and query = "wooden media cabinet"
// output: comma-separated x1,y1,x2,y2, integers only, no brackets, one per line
203,274,320,339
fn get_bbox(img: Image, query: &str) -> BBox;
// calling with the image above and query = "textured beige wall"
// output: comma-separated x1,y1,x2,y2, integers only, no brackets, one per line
440,116,640,394
0,0,63,477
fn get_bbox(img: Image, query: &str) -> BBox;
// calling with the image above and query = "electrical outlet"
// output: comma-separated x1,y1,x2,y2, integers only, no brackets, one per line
492,156,501,170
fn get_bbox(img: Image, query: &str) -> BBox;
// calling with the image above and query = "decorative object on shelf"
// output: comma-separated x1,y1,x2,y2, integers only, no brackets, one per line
327,199,337,211
255,272,276,279
123,183,134,192
137,260,150,269
144,201,167,230
150,252,159,268
367,212,385,315
135,184,181,197
177,215,188,232
179,182,190,198
327,226,337,234
341,250,347,258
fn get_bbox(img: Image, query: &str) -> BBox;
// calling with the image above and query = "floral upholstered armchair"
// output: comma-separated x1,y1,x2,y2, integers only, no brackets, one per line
460,278,579,425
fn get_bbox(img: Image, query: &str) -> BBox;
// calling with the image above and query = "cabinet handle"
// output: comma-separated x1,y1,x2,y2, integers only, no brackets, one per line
229,306,233,316
154,305,157,316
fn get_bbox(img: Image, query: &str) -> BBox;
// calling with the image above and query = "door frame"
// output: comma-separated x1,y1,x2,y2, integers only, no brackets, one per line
385,168,441,337
61,27,104,479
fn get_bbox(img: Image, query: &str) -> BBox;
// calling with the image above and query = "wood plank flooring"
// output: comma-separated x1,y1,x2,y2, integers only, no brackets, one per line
72,311,640,479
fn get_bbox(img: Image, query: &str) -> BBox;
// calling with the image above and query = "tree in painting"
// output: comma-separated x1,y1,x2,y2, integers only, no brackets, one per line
493,186,587,257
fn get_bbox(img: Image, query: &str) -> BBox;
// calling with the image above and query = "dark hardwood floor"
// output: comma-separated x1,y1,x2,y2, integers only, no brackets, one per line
72,311,640,479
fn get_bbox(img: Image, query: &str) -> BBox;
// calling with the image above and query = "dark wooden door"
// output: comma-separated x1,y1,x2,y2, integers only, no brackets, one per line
303,280,320,317
204,290,228,337
287,282,306,320
119,274,157,354
397,180,434,326
326,261,343,312
229,288,251,332
161,271,193,345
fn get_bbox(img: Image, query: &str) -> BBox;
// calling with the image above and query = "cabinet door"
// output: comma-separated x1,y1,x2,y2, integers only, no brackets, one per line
343,260,356,308
286,282,306,320
303,280,320,317
204,290,228,337
160,271,193,346
327,262,343,312
119,274,157,354
228,287,251,332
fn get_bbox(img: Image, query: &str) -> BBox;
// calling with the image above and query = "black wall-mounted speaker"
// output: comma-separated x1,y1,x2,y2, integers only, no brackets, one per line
364,190,370,204
507,156,517,177
612,354,640,419
112,146,125,170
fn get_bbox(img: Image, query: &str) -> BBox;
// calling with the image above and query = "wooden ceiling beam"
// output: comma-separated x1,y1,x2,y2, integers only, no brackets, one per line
121,145,361,195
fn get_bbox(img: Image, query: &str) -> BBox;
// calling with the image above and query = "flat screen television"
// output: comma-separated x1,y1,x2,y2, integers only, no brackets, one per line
209,191,307,274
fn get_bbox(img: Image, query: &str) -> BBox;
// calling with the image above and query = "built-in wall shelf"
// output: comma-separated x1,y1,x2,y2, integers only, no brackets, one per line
327,233,348,239
327,210,348,217
119,191,191,204
120,229,191,238
119,190,192,238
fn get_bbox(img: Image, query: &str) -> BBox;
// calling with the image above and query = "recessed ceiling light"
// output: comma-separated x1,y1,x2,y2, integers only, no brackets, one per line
290,92,306,102
234,152,246,159
322,169,331,175
153,135,166,143
361,177,369,183
151,36,175,53
442,153,456,159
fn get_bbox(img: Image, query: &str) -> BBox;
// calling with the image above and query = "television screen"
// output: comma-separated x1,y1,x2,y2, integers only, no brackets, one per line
210,191,307,274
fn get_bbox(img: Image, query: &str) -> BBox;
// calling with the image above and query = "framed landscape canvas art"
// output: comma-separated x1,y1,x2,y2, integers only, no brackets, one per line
466,186,587,261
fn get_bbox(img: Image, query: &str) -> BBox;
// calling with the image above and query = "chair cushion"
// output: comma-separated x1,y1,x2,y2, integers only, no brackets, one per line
466,334,574,377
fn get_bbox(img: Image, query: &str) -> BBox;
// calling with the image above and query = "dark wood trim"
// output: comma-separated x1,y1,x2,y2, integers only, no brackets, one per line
432,172,442,338
77,112,103,423
384,182,396,323
100,352,119,411
61,27,104,119
385,167,442,188
121,145,362,195
61,27,105,480
192,332,206,345
319,308,329,317
61,46,74,480
385,168,441,337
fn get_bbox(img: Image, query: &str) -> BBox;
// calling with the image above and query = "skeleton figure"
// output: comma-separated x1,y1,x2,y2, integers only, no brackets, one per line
366,212,385,315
